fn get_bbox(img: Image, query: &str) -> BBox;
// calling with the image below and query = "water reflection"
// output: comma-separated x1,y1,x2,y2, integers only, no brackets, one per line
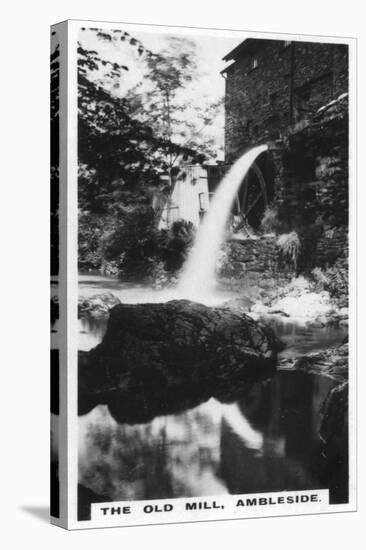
221,372,335,496
78,277,348,517
79,399,227,502
264,318,347,358
51,281,60,518
79,370,346,508
79,317,108,351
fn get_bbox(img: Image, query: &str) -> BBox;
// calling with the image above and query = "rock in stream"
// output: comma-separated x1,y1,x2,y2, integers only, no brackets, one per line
78,299,279,423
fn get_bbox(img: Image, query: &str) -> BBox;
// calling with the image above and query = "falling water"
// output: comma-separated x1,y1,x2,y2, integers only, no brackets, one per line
178,145,268,300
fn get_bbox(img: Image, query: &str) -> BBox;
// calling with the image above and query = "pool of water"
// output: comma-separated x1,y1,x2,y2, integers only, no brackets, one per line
77,275,348,509
78,274,347,355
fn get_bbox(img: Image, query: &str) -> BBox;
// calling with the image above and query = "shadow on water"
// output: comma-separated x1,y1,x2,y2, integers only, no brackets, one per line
220,371,347,501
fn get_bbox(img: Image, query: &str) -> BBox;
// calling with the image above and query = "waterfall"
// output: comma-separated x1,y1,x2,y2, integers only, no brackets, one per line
178,145,268,301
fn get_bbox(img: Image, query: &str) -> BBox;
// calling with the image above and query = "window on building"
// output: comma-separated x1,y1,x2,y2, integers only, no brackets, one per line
294,87,313,121
298,88,311,102
270,91,278,107
167,206,179,225
198,192,207,212
250,57,258,70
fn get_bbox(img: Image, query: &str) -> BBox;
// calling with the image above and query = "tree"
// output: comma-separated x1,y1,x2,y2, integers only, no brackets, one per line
77,30,203,215
179,98,224,160
144,36,198,177
124,37,223,182
126,37,223,183
75,28,221,274
77,35,162,215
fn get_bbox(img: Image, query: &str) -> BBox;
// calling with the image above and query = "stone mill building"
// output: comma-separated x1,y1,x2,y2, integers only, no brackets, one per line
221,37,349,231
218,37,350,275
223,38,348,159
160,37,349,275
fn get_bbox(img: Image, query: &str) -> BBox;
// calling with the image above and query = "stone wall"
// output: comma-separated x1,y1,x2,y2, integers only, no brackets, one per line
228,236,280,273
314,228,348,268
222,236,295,280
314,153,348,226
271,93,349,228
223,226,347,282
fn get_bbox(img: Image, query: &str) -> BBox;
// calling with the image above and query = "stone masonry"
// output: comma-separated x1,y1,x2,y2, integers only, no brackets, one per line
223,38,348,163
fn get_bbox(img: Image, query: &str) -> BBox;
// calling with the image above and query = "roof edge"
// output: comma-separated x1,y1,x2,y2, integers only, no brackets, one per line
222,38,281,62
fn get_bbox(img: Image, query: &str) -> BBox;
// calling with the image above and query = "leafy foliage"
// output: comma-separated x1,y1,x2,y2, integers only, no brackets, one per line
261,205,287,234
77,39,163,215
101,206,159,280
78,212,106,270
101,207,195,282
76,28,220,278
77,30,209,215
125,37,223,167
157,219,196,273
311,259,348,302
277,231,301,270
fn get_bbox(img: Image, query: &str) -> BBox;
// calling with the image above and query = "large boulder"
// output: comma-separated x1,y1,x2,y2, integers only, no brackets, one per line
79,299,279,423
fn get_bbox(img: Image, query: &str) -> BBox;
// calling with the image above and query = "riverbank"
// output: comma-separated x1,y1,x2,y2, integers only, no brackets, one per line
251,275,347,327
76,273,348,381
221,265,348,329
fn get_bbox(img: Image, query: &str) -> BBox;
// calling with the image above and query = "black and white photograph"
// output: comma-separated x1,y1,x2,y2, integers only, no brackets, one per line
49,20,356,529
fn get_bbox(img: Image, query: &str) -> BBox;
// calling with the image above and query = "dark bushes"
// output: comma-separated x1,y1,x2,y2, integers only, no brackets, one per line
79,206,196,282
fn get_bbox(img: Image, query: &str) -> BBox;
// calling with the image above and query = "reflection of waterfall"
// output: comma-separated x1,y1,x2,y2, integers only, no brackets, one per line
220,402,263,451
178,145,268,300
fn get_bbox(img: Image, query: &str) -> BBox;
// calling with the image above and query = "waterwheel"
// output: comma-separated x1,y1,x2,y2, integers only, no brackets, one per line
234,161,268,230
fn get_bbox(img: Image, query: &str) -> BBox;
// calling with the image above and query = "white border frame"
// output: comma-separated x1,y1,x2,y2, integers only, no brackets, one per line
62,19,357,530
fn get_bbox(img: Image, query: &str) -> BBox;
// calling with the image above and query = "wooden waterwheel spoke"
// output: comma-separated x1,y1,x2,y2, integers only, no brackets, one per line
244,189,264,216
235,194,241,214
241,173,249,214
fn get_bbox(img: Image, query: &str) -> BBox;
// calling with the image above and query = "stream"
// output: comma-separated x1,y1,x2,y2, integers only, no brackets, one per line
78,274,348,507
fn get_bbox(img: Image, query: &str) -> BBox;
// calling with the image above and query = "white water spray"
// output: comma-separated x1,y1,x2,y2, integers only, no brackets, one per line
178,145,268,301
